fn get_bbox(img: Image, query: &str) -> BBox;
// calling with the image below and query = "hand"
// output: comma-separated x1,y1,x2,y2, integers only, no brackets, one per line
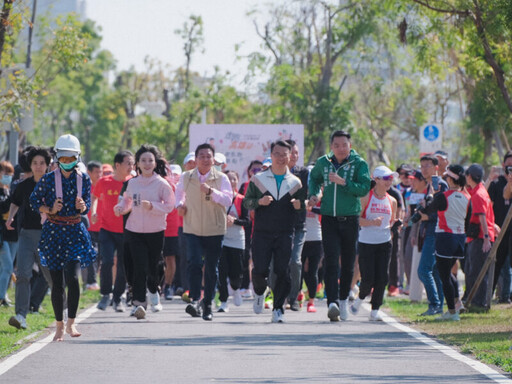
177,205,187,216
141,200,153,211
373,217,383,226
113,205,123,217
308,196,319,208
52,198,63,214
200,183,211,195
419,212,429,222
91,213,98,224
75,197,86,213
226,215,235,227
494,224,501,236
258,195,273,206
291,198,301,210
328,172,346,186
483,238,492,253
5,217,14,230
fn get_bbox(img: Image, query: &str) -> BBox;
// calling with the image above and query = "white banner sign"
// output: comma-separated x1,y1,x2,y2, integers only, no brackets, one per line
189,124,304,183
419,123,443,154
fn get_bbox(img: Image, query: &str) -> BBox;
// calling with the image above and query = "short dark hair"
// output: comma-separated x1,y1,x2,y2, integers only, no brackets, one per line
270,140,292,153
285,139,297,147
503,150,512,164
114,150,133,165
247,160,263,175
27,147,52,167
465,163,484,184
195,143,215,158
135,144,168,177
87,161,102,172
420,154,438,166
330,130,351,143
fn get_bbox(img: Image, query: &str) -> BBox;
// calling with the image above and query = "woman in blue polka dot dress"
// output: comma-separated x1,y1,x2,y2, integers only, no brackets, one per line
30,134,96,341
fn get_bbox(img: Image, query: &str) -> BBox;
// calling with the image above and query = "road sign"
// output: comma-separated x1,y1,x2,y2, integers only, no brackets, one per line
419,123,443,154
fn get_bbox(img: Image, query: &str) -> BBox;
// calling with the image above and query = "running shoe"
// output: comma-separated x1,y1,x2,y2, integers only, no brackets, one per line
307,302,317,313
289,300,301,311
253,294,264,314
241,289,253,299
181,290,192,303
134,306,146,320
327,302,340,322
8,314,27,329
113,300,126,313
164,285,174,300
349,285,359,301
436,311,460,321
350,297,362,315
218,302,229,313
387,285,399,297
202,304,213,321
271,308,285,323
369,309,383,321
339,299,349,320
149,292,163,312
233,289,243,306
185,301,202,317
420,306,443,316
97,294,111,310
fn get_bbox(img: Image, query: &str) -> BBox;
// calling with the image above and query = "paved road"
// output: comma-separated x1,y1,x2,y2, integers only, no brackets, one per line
0,297,509,383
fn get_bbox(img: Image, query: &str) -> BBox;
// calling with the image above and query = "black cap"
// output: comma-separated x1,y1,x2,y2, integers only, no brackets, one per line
465,163,484,181
412,169,424,181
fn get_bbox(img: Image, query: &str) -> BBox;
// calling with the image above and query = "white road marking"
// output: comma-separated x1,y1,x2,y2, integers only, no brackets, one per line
364,304,512,383
0,305,98,376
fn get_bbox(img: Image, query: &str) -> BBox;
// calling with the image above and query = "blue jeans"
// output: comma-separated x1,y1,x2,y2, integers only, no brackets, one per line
499,256,512,301
185,234,223,306
418,234,444,309
0,241,18,300
99,229,125,302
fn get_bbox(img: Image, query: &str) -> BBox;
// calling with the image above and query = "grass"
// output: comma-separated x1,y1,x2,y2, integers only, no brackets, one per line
0,286,99,360
383,297,512,374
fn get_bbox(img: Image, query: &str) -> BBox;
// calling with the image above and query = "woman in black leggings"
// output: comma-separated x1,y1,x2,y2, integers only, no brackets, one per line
423,164,470,321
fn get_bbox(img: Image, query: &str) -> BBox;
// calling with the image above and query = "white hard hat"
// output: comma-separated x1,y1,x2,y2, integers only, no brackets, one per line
55,134,81,158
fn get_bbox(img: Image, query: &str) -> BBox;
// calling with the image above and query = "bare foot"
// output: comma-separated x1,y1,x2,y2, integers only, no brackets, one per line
53,321,65,342
66,319,82,338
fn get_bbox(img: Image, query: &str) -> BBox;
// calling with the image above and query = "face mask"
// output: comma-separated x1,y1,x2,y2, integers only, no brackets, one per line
59,160,78,171
1,175,12,185
213,165,222,172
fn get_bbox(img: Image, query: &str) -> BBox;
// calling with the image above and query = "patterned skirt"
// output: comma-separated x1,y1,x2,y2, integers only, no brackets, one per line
38,221,97,271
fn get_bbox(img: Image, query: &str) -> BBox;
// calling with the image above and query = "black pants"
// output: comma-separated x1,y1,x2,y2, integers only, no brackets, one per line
301,241,323,298
252,231,292,312
30,269,49,312
241,225,253,290
50,261,81,321
358,242,391,310
178,227,189,291
493,232,511,294
126,230,164,305
321,215,359,304
99,229,126,303
388,231,400,288
218,246,244,302
436,256,459,310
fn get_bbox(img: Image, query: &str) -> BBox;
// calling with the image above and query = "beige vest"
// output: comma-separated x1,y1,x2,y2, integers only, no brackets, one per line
182,167,227,236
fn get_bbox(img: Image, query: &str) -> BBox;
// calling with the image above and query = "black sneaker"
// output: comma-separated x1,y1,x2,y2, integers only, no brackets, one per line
164,286,174,301
202,304,213,321
186,301,202,318
289,300,301,311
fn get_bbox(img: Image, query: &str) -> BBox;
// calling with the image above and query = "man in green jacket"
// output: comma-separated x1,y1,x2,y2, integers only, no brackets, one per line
308,130,371,322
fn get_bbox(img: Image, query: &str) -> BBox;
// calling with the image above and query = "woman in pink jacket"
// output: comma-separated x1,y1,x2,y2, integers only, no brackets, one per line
114,145,175,320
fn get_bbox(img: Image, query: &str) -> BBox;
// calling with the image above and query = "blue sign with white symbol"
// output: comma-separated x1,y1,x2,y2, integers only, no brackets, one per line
423,125,439,142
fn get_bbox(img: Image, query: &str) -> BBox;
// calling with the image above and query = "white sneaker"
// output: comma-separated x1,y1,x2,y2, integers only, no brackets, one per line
327,301,340,322
271,308,285,323
436,311,460,321
233,289,243,306
253,294,264,314
9,314,27,329
339,299,349,320
369,309,383,321
149,292,163,312
217,302,229,313
350,297,362,315
134,306,146,320
349,285,359,301
241,289,253,299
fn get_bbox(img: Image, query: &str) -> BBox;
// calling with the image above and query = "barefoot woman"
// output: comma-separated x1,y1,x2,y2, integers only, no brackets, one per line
30,134,96,341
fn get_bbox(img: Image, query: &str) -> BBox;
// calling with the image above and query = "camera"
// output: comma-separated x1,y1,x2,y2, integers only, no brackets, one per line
410,194,433,224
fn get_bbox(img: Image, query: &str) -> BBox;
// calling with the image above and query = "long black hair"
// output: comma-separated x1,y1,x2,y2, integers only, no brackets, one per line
134,144,167,177
447,164,466,187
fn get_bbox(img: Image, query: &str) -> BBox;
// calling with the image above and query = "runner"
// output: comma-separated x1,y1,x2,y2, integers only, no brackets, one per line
29,134,96,341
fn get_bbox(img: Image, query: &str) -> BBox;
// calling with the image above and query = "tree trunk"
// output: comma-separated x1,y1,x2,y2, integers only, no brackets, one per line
0,0,14,75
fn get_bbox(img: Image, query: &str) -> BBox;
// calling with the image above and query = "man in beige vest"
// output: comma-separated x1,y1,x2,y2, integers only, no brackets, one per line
175,143,233,321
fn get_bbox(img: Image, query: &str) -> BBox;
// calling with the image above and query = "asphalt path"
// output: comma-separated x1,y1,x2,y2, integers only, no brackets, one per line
0,297,510,384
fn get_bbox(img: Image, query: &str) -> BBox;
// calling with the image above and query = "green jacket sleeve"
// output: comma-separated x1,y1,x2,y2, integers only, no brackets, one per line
243,181,263,210
308,162,323,198
344,161,371,197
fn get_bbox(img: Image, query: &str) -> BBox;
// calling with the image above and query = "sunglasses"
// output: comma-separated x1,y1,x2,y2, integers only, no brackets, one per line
251,167,262,174
399,172,409,177
377,175,394,181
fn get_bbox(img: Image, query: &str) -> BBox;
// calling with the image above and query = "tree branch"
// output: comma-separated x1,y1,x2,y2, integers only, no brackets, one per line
412,0,470,16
